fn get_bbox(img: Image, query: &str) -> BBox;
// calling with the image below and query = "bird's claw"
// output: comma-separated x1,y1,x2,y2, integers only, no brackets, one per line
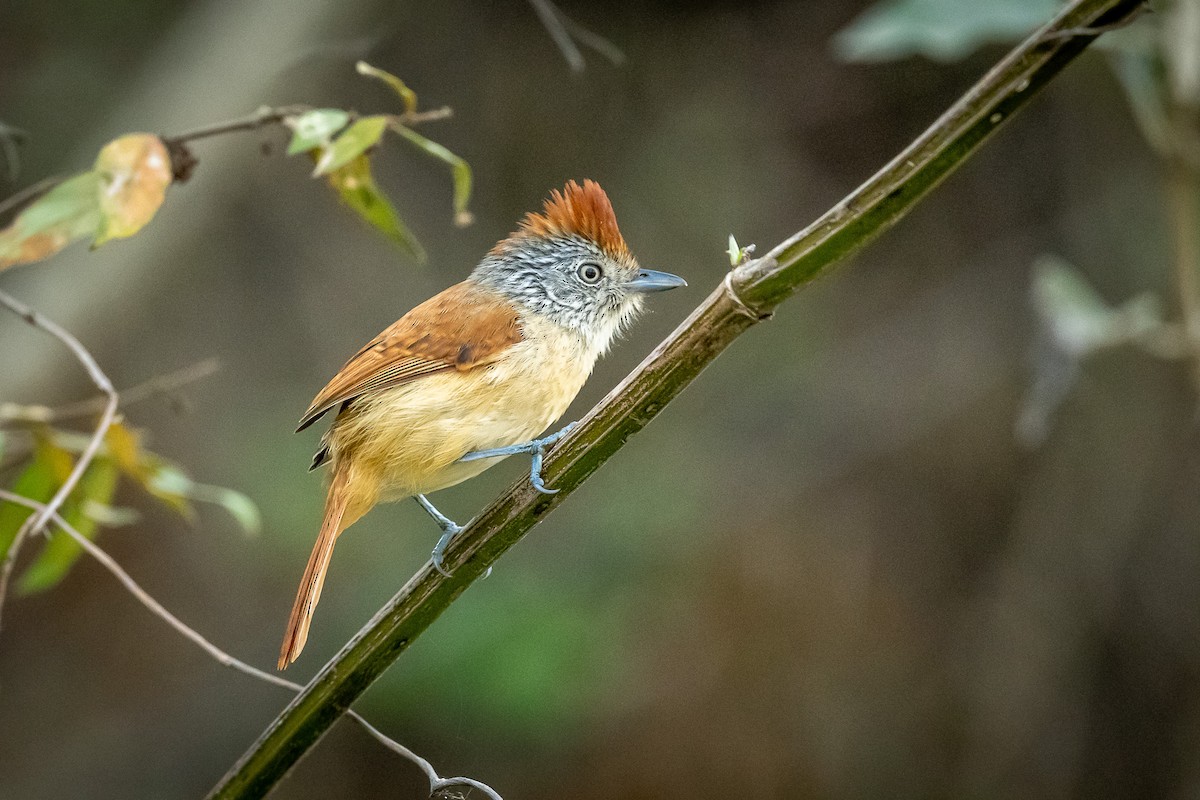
529,448,558,494
430,522,463,577
417,494,464,576
460,422,577,494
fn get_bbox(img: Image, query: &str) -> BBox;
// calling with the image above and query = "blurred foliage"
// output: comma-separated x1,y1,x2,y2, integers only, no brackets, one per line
0,62,470,270
0,421,258,594
326,154,426,262
836,0,1196,449
1018,256,1180,444
833,0,1058,62
3,1,1198,799
0,133,171,270
0,61,468,592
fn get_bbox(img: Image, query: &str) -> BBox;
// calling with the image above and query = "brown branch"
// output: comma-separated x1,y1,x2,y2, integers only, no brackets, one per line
163,105,454,147
0,357,220,426
0,289,118,631
158,104,455,183
527,0,624,71
0,489,502,800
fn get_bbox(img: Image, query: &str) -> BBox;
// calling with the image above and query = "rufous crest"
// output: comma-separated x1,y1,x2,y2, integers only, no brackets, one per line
503,180,630,260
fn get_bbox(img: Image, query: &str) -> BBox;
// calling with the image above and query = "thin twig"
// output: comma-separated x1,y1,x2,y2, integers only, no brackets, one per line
528,0,585,72
0,289,118,558
527,0,625,69
164,105,314,145
0,357,220,425
0,489,502,800
163,105,454,147
206,1,1146,795
0,175,65,225
557,8,626,65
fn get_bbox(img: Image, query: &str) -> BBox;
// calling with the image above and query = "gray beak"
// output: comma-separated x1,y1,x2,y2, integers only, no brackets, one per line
628,269,687,293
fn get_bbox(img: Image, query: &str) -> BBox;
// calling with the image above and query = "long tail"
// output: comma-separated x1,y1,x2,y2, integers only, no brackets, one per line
278,461,362,669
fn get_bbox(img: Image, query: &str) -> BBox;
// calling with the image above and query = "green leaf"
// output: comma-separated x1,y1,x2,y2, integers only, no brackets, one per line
182,483,261,536
1031,256,1164,358
312,116,389,177
1032,255,1119,355
0,172,101,271
209,488,260,536
832,0,1057,63
142,461,198,521
143,458,261,533
285,109,351,156
104,421,257,528
355,61,417,114
0,451,62,560
326,154,426,261
103,422,195,519
83,503,140,527
389,122,474,226
18,456,118,594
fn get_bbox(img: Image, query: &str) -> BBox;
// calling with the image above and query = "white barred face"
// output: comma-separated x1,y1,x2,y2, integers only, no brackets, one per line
472,235,645,357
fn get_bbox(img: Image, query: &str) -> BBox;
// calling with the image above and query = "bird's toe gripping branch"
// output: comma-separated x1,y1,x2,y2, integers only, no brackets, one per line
414,494,464,576
424,424,576,575
459,422,577,495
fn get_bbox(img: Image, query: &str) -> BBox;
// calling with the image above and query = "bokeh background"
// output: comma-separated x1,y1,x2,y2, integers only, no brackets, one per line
2,1,1195,798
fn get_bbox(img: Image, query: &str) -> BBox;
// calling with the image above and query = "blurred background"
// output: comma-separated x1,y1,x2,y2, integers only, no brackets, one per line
2,0,1197,798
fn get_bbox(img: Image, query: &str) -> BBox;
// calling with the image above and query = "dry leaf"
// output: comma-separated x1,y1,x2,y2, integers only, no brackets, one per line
94,133,172,245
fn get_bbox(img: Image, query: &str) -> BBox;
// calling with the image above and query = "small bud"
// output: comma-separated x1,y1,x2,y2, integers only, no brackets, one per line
727,235,755,267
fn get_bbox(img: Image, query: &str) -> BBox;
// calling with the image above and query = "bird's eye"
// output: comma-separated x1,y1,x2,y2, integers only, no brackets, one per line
577,262,603,284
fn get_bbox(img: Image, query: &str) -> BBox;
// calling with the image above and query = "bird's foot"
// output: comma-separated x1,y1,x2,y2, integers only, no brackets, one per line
415,494,464,576
459,422,577,494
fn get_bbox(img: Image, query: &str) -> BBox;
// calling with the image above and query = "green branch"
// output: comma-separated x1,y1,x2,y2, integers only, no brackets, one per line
209,0,1146,796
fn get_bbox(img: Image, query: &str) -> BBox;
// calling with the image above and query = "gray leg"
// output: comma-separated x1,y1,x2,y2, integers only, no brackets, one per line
415,494,462,577
459,422,577,494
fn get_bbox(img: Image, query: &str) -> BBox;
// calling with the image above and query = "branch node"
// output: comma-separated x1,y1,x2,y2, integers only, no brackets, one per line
724,269,773,321
166,140,199,183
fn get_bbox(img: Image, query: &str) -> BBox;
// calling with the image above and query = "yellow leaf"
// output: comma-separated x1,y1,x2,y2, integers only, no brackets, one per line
93,133,172,245
105,422,145,477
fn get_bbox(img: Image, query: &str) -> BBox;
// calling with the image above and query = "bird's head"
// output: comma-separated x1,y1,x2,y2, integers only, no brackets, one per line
473,180,685,356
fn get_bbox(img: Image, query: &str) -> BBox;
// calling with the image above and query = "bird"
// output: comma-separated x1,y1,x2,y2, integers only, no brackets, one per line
278,180,686,669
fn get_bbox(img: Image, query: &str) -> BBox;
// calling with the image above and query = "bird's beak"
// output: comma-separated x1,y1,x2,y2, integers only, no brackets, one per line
628,269,687,293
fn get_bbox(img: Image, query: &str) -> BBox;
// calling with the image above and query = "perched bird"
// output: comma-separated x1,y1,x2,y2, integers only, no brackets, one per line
279,180,686,669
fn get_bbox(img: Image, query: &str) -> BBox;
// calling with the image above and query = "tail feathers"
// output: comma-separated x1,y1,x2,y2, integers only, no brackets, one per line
278,464,356,670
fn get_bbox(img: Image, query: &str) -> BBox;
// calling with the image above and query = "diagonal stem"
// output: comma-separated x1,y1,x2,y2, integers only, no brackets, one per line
0,289,118,629
0,489,502,800
208,1,1147,796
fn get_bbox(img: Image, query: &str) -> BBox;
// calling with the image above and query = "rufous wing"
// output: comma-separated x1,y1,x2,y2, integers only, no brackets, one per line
296,281,523,431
